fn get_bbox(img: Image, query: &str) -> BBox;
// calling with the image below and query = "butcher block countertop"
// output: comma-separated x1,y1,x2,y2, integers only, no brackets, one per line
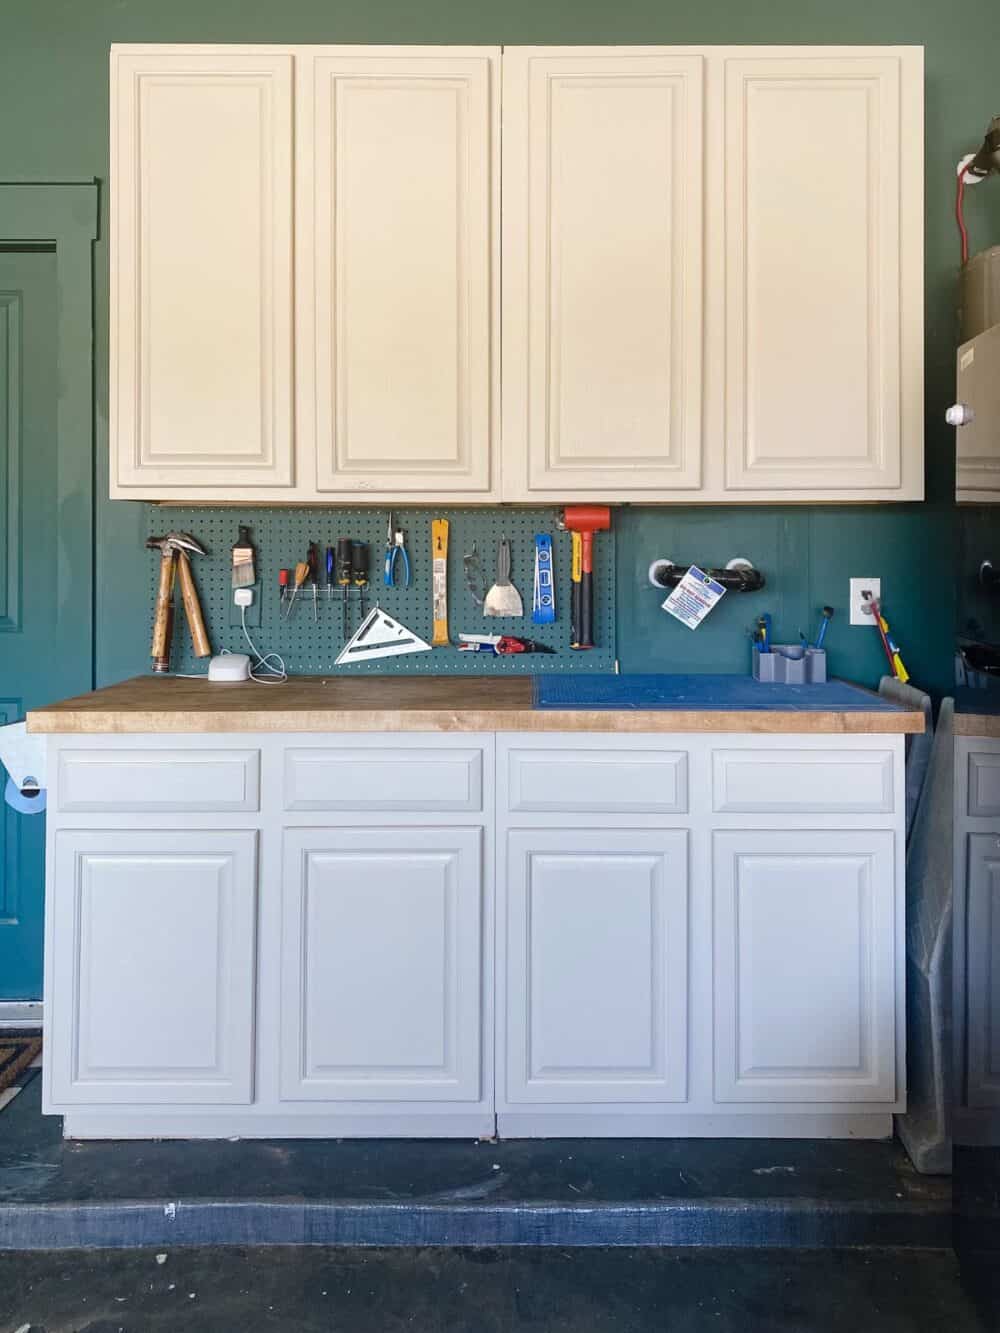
26,674,925,735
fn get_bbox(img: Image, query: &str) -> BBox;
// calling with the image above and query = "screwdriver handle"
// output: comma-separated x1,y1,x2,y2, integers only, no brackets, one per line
325,546,335,587
352,541,369,586
336,537,352,587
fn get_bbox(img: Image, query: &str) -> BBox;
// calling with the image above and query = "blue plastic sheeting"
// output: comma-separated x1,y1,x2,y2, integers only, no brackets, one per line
533,673,903,712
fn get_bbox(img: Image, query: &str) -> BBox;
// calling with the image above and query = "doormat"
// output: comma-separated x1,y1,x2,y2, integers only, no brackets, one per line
0,1033,42,1112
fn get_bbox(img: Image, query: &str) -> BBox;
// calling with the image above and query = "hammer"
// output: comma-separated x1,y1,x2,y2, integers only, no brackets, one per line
146,532,211,672
560,506,611,650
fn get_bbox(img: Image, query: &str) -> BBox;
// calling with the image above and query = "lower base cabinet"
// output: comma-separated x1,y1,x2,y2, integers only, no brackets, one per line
713,830,896,1104
503,829,689,1104
47,830,258,1105
42,731,906,1138
279,827,484,1103
964,832,1000,1109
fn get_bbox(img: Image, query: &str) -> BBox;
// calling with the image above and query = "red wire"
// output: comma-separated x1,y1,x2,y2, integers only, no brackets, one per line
957,164,970,266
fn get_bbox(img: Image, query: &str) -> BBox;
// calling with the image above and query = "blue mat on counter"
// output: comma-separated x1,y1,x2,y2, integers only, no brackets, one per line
532,673,902,712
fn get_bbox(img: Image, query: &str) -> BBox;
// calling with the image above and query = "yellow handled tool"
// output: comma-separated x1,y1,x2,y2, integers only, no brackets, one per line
570,530,583,648
432,519,450,646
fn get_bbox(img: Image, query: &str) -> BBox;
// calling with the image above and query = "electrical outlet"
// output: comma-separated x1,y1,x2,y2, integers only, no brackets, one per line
849,577,881,626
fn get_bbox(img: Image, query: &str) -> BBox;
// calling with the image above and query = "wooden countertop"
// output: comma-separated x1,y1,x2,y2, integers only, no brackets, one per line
26,675,925,735
955,713,1000,738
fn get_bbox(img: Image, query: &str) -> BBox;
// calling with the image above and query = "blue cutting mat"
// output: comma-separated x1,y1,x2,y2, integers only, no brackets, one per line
533,674,903,712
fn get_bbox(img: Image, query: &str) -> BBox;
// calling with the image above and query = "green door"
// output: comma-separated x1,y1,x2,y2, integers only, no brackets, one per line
0,247,92,998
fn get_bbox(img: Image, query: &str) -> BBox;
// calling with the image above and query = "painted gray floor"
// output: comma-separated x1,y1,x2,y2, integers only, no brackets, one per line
0,1246,989,1333
2,1079,947,1208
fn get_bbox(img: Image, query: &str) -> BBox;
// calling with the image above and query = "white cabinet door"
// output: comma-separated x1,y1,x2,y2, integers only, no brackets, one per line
504,829,689,1103
110,47,294,496
305,48,499,498
713,830,896,1103
966,835,1000,1107
48,830,257,1105
501,48,704,499
723,51,923,498
280,827,484,1101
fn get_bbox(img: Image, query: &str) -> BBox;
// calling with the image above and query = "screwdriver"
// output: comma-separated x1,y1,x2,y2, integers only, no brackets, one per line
278,567,289,612
337,536,352,637
325,546,335,602
285,560,309,618
307,541,320,621
352,541,370,621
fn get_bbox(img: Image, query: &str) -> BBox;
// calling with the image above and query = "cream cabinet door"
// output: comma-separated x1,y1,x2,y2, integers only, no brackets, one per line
110,47,294,496
713,830,897,1103
302,49,499,498
954,324,1000,502
503,829,689,1104
722,51,923,499
47,830,258,1105
280,827,484,1102
501,48,704,500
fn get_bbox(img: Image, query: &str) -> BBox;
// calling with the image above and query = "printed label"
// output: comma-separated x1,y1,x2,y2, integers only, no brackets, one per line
662,565,726,630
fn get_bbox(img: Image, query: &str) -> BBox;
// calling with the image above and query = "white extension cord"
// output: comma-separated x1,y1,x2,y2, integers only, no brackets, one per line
239,603,287,685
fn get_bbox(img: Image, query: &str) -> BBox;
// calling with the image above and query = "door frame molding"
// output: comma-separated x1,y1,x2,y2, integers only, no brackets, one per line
0,181,98,688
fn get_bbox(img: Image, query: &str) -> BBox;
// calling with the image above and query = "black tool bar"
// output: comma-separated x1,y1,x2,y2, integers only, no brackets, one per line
650,563,766,593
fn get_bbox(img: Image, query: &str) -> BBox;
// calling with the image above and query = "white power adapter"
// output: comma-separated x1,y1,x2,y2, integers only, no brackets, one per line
234,587,254,608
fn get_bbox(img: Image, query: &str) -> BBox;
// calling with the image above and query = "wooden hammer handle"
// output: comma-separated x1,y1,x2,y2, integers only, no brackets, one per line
176,551,212,659
151,549,176,670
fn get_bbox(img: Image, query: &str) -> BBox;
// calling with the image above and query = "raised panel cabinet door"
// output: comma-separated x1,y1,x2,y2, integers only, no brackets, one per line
47,830,257,1105
111,47,294,494
505,829,689,1103
280,827,484,1101
713,830,896,1103
308,49,498,496
966,835,1000,1107
723,51,923,498
955,325,1000,502
502,48,704,499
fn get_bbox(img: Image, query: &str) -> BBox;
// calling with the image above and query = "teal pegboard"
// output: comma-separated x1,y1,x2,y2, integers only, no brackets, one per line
146,508,616,675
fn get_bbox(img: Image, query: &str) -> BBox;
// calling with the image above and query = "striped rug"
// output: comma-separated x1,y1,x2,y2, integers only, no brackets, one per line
0,1032,42,1112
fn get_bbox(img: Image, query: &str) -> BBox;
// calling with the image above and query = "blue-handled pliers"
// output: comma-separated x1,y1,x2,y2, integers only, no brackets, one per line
383,511,411,589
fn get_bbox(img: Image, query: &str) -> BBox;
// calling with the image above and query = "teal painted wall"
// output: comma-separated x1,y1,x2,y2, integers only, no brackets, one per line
3,0,998,696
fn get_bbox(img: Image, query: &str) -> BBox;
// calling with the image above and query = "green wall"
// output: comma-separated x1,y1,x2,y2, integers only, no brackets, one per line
3,0,998,696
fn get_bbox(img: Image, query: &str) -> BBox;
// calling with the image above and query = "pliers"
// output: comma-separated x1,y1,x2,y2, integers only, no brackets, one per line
383,511,411,589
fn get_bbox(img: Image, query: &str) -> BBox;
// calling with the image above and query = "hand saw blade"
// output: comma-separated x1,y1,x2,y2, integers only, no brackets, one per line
335,607,432,666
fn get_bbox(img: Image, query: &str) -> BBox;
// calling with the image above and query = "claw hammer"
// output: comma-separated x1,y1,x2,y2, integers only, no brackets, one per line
145,532,211,672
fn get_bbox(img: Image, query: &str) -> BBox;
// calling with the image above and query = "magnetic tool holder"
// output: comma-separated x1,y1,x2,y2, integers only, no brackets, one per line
647,557,765,593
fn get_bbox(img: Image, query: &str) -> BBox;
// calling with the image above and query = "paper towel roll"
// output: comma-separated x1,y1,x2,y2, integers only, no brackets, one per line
0,721,47,814
4,776,46,814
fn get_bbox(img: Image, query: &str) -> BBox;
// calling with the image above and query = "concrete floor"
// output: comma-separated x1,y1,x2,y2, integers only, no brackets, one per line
0,1246,990,1333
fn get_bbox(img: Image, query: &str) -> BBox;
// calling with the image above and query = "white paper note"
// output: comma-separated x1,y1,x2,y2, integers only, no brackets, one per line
662,565,726,630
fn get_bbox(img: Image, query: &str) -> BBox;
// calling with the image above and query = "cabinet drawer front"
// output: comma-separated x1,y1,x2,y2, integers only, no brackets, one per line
506,748,688,815
712,749,894,815
968,752,1000,817
57,749,260,813
284,747,483,812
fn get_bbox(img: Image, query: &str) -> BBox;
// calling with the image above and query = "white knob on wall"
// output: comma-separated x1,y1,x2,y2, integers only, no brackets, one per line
946,403,975,427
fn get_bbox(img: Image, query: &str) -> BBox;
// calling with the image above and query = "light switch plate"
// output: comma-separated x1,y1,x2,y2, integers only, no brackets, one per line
849,577,881,626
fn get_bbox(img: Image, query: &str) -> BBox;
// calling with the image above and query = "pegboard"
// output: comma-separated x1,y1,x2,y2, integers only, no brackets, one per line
145,508,616,675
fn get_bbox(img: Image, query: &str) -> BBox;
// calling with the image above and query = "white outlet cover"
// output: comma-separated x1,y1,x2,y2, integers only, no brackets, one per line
849,577,881,626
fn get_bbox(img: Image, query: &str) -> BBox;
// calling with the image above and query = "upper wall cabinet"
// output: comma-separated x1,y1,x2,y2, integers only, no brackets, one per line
110,48,295,496
501,48,705,498
110,44,500,502
302,51,499,498
502,44,923,503
109,44,923,504
721,53,923,500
